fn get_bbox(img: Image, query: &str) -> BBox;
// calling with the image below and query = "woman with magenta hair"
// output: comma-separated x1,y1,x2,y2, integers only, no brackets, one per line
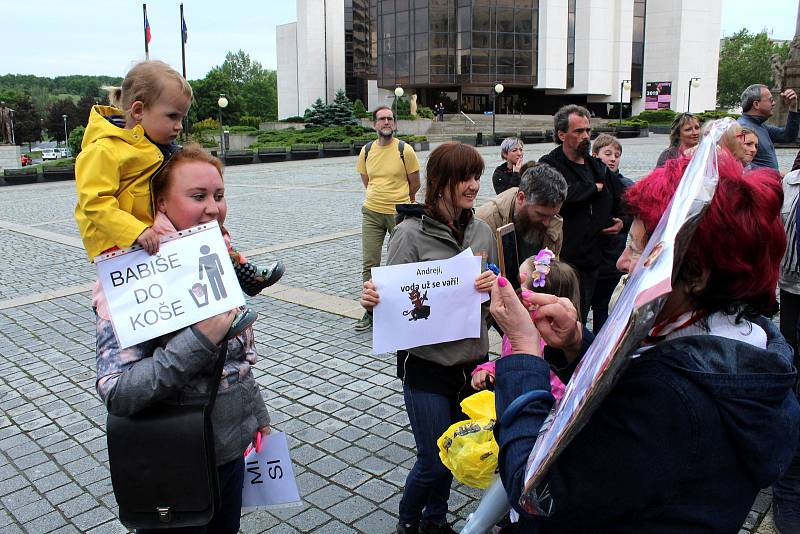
489,153,800,532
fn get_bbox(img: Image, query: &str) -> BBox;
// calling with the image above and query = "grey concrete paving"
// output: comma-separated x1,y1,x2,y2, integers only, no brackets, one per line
0,134,794,533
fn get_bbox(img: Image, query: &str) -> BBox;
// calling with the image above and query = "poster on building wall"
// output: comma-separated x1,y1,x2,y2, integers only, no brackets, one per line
645,81,672,110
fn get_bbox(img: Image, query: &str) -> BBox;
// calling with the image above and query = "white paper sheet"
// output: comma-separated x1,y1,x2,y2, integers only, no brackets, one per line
371,250,483,354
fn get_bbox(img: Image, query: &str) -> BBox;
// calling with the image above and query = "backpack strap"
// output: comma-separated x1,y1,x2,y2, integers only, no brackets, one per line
364,139,408,179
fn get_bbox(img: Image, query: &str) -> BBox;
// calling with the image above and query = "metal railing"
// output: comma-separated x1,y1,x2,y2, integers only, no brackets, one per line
460,111,476,130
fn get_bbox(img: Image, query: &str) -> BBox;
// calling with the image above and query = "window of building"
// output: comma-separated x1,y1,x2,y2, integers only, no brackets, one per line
631,0,646,97
567,0,575,88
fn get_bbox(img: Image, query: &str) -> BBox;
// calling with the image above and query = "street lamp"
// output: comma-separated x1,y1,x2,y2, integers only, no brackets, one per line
619,80,631,123
394,86,404,115
687,77,701,112
492,82,504,143
62,114,68,148
217,94,228,159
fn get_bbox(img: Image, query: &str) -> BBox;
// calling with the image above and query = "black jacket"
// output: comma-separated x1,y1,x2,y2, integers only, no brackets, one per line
492,162,521,195
539,147,624,271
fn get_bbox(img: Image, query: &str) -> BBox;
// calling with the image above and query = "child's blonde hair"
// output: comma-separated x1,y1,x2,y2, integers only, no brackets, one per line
104,60,193,113
521,255,582,319
592,133,622,156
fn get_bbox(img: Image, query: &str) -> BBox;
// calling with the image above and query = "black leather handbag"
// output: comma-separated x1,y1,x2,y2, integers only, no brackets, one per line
106,343,228,530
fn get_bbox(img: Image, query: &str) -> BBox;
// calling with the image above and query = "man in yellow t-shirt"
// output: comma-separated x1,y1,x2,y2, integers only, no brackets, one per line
354,105,421,331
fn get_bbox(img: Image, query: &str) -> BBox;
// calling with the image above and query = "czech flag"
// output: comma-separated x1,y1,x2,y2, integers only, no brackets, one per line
144,7,152,45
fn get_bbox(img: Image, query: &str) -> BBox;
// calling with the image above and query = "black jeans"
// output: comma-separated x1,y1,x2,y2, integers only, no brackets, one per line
137,457,245,534
576,268,599,323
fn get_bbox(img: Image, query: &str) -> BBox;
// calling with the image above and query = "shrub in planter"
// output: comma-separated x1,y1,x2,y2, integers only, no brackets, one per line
280,116,306,123
634,109,676,124
416,106,434,119
695,110,740,122
192,118,220,132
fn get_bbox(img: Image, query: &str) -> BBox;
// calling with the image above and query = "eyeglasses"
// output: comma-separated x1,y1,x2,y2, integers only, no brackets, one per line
625,233,644,262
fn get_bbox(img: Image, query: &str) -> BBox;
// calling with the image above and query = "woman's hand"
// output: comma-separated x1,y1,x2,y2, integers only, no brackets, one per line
471,369,492,390
254,425,271,445
521,292,583,363
360,279,380,310
490,276,541,355
474,269,497,293
512,156,523,173
194,309,238,345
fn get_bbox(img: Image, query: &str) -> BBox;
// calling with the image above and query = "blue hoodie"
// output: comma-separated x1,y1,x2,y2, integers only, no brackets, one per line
496,316,800,533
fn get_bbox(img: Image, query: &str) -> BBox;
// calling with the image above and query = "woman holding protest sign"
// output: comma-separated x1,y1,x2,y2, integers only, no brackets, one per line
489,152,799,532
360,141,497,534
94,144,270,533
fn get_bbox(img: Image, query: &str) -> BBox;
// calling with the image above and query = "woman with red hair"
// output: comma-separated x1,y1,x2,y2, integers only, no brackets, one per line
489,154,800,532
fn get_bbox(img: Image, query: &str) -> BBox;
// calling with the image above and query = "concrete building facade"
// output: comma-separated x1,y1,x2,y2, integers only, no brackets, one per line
277,0,721,119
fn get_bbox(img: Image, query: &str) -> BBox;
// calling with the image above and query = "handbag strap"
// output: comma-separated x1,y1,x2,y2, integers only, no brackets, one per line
205,341,228,413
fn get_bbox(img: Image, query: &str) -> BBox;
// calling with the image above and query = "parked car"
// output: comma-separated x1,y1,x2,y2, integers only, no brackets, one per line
41,149,59,160
20,155,32,166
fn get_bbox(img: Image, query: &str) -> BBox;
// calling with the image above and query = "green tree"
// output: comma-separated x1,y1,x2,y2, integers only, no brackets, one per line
717,29,790,109
240,71,277,121
329,89,358,125
68,126,85,158
11,95,42,148
304,98,335,126
76,95,98,126
353,99,368,119
45,99,81,143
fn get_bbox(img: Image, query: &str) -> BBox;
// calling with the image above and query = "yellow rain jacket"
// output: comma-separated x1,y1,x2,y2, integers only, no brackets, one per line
75,105,165,260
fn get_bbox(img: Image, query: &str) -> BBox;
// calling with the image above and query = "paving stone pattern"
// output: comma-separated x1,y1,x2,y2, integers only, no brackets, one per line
0,136,792,532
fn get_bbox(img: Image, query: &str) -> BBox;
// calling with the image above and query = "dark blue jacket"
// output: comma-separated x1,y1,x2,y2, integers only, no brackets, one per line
495,317,800,533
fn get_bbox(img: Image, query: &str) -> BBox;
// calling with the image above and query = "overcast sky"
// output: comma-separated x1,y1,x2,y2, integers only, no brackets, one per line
2,0,797,79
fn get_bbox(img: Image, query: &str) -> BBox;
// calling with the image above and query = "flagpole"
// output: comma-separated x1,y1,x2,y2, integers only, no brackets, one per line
143,4,149,60
180,3,187,79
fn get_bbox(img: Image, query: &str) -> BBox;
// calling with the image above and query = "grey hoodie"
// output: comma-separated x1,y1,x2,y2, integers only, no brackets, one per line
387,204,498,366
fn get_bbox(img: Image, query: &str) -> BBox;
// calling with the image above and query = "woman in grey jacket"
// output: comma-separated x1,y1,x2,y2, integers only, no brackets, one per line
95,145,270,533
361,142,498,534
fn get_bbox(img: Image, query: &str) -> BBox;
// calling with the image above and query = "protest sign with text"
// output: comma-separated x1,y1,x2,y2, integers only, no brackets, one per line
371,249,483,354
242,432,301,509
95,221,245,348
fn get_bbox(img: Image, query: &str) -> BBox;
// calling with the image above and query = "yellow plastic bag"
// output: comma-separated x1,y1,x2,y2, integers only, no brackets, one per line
437,391,498,489
460,389,496,420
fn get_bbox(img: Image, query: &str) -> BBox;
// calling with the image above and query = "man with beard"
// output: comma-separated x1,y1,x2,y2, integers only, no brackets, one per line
539,104,624,320
476,163,566,263
354,106,421,332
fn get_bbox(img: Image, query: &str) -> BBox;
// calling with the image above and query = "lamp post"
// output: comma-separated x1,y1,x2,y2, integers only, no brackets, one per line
62,114,68,148
619,80,631,123
492,82,504,143
217,94,229,159
394,86,404,120
394,86,404,134
687,77,701,112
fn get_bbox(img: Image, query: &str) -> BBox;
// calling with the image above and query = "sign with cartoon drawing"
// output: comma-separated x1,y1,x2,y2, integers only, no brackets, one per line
371,249,484,354
95,220,245,348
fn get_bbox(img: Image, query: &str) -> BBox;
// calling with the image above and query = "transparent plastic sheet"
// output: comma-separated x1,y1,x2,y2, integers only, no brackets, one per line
517,119,734,517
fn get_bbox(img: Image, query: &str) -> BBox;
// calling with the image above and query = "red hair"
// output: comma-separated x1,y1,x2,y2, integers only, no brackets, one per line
625,154,784,317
